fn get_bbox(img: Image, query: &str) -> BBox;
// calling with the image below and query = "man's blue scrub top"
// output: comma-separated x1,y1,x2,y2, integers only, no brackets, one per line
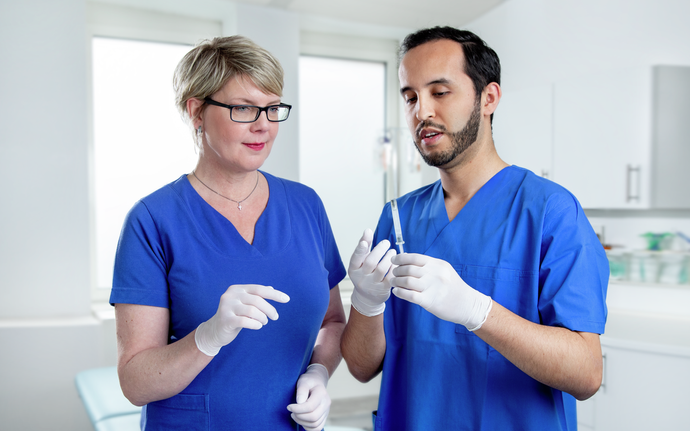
110,173,346,430
372,166,609,431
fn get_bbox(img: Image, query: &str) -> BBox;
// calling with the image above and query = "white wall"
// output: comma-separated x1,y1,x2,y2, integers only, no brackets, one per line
0,0,90,319
0,1,94,426
467,0,690,249
468,0,690,93
235,2,301,181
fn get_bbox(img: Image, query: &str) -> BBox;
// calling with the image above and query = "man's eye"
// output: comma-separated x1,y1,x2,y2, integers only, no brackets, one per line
404,96,417,104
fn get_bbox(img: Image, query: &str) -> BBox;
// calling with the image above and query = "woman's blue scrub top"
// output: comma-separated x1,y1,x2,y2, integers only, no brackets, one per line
372,166,608,431
110,172,346,430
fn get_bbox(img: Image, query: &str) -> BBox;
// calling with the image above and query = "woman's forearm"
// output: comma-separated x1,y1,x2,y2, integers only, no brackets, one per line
115,304,213,406
310,286,347,376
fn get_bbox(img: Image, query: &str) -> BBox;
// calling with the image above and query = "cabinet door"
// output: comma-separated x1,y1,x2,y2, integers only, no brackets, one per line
592,344,690,430
493,84,553,179
651,66,690,208
553,68,652,208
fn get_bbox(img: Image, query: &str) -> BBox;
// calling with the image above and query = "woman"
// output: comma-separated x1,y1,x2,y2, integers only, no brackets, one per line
110,36,347,430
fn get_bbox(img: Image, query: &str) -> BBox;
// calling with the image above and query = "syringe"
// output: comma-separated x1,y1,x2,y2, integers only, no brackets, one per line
390,199,405,254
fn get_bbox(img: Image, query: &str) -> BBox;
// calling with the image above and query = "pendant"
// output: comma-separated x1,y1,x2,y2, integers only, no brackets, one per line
238,203,242,210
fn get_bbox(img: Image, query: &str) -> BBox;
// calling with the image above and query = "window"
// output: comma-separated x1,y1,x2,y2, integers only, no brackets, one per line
299,56,387,252
92,37,197,291
88,3,221,300
298,31,436,258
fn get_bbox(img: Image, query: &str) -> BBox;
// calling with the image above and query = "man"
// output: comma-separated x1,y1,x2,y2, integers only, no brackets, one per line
341,26,608,430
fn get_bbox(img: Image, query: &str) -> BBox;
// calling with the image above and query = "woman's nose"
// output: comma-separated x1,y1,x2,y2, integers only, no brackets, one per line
250,110,272,131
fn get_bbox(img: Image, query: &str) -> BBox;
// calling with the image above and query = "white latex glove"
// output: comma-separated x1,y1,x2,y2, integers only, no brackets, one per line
195,284,290,356
390,254,493,331
287,363,331,431
348,229,397,317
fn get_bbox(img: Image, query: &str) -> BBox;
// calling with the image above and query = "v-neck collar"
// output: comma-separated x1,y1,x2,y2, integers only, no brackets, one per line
412,166,513,256
178,172,291,259
428,165,514,230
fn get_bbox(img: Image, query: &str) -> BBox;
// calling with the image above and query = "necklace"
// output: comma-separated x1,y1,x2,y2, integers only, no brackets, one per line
192,171,259,210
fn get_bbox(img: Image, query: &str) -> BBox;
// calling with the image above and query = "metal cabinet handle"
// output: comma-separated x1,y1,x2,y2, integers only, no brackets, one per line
626,165,641,203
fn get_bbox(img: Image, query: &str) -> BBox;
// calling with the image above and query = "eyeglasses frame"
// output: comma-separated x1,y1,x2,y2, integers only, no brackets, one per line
204,97,292,123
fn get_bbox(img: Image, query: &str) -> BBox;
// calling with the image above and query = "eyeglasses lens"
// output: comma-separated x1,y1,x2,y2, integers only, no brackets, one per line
270,106,290,121
230,105,290,122
231,106,259,122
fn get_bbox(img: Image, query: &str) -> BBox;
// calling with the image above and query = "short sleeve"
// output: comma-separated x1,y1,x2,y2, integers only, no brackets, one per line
538,193,609,333
110,200,170,307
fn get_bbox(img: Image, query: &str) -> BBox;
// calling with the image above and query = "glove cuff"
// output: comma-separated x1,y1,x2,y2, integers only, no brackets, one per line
306,363,330,387
467,296,493,332
195,321,220,357
350,287,386,317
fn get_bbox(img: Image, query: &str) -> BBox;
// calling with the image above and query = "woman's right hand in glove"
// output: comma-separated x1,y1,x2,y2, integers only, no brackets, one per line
195,284,290,356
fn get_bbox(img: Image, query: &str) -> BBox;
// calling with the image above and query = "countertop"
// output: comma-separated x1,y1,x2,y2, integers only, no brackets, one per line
603,282,690,354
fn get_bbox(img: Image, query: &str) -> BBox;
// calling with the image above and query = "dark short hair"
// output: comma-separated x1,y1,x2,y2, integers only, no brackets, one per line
399,26,501,101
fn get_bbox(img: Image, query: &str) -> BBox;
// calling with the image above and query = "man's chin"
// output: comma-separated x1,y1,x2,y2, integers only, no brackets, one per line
417,147,456,168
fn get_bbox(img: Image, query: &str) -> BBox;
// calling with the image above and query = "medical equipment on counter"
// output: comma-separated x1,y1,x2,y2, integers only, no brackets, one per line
391,199,405,253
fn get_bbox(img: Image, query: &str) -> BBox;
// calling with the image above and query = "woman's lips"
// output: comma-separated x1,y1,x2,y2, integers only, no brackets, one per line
244,143,265,151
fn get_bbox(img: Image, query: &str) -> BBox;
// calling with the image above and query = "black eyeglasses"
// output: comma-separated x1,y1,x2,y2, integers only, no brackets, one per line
204,98,292,123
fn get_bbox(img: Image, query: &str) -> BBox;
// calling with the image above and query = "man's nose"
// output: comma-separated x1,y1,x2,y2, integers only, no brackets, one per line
415,96,435,121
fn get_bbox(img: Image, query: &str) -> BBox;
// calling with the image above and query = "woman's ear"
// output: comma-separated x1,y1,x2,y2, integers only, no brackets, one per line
186,98,205,129
482,82,502,117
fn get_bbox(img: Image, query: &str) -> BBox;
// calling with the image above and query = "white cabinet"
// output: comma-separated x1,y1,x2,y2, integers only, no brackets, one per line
577,284,690,430
650,67,690,208
579,338,690,431
493,84,554,179
553,67,653,208
496,66,690,209
553,65,690,209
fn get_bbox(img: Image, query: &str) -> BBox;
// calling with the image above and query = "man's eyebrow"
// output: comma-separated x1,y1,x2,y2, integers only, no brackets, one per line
400,78,452,95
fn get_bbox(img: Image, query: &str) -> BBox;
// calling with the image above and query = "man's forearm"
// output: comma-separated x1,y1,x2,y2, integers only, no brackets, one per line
341,309,386,383
474,301,603,400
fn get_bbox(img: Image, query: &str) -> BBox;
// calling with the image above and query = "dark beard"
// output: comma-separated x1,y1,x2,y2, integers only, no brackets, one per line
414,98,481,168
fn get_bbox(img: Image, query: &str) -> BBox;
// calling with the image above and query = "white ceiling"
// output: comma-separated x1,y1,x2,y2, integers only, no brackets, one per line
228,0,506,31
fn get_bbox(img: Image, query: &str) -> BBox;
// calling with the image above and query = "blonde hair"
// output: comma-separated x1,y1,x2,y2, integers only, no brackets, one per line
173,35,284,128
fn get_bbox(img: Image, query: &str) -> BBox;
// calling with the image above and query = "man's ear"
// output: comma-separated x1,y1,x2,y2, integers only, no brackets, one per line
482,82,502,117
